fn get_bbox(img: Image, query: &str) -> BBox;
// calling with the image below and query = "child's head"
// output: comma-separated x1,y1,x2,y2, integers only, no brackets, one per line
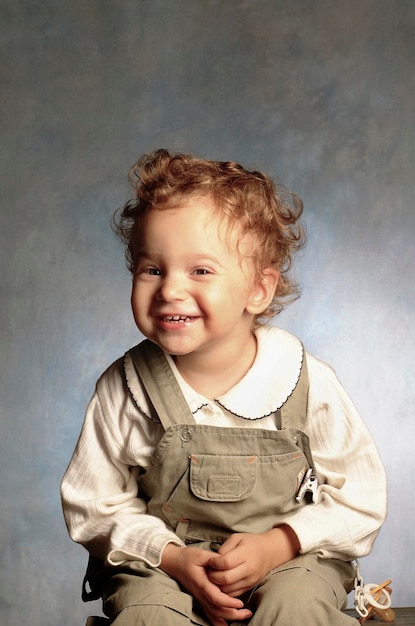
114,149,305,322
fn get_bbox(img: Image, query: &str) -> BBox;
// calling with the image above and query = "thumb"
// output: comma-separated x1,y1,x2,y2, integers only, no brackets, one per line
207,553,224,570
218,533,242,555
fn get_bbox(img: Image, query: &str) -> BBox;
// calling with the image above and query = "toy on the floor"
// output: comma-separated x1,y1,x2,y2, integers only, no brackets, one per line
354,561,394,623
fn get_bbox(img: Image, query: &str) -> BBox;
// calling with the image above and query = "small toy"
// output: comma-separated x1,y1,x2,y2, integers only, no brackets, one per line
354,561,394,623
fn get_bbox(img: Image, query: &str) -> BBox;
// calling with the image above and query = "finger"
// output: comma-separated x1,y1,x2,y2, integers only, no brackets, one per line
203,610,228,626
208,561,247,585
215,572,252,596
219,581,252,597
202,602,253,625
204,584,245,609
209,567,255,597
209,550,244,572
218,533,243,554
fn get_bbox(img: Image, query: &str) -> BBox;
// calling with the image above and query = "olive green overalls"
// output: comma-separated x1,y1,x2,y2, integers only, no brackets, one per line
84,340,358,625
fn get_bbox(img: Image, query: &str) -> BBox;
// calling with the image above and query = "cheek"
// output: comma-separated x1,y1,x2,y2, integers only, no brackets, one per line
203,282,251,314
131,284,147,315
131,283,139,303
130,292,140,321
132,279,153,298
198,283,230,305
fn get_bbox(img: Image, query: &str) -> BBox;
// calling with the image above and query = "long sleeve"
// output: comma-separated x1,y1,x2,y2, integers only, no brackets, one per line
284,354,387,560
61,358,184,567
168,326,387,561
61,328,387,567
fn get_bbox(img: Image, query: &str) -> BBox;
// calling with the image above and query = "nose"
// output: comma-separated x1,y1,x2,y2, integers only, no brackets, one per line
156,273,186,302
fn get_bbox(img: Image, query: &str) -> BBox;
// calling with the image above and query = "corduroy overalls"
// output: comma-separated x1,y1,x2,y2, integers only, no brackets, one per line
84,340,357,625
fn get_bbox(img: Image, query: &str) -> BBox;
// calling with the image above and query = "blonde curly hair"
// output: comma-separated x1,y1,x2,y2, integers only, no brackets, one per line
114,149,306,321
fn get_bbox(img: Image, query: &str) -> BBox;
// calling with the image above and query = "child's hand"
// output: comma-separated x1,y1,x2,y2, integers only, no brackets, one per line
207,526,300,598
160,543,253,626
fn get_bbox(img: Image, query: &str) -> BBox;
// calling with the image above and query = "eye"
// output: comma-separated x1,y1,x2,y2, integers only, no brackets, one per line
136,266,161,276
193,268,211,275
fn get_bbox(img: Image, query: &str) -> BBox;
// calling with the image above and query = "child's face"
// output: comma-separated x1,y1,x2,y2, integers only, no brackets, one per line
131,195,269,359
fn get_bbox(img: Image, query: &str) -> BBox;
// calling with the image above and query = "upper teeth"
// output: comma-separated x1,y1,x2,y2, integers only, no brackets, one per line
163,315,194,322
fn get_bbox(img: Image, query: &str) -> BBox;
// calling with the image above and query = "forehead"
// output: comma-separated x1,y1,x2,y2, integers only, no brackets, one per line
143,194,251,245
133,194,258,268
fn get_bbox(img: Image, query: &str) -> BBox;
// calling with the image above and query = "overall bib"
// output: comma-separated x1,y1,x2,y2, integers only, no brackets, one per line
85,340,358,625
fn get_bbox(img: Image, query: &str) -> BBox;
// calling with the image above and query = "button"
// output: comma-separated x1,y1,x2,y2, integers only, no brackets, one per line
180,427,193,442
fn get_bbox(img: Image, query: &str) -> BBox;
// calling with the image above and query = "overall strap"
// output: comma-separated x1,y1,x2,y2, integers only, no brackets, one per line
126,340,196,430
127,340,309,432
278,347,309,431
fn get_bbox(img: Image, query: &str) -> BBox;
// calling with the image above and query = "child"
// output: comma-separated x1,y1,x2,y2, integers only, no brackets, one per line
61,149,387,626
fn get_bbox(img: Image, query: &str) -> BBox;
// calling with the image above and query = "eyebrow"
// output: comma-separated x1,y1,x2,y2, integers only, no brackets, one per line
135,249,225,268
191,253,224,266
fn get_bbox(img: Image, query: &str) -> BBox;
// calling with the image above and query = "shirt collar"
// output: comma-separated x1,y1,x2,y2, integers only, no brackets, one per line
166,326,303,420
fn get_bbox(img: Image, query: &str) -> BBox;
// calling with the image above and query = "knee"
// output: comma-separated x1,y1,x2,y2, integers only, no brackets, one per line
110,604,187,625
102,572,198,625
276,587,335,622
251,567,346,625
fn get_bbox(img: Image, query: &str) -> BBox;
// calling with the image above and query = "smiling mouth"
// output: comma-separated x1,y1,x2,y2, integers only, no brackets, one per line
159,315,197,323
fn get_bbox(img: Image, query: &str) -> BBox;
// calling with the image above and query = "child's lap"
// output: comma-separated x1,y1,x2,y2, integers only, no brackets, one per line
237,554,358,625
101,566,209,625
100,553,357,625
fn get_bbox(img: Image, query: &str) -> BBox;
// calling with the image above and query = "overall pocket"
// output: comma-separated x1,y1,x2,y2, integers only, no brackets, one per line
189,453,257,502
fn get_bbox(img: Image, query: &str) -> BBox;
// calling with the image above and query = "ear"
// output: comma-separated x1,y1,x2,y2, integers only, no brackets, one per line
246,268,279,315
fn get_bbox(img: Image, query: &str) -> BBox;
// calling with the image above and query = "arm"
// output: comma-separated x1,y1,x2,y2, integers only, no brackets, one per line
206,355,387,597
61,359,183,567
283,355,387,559
62,362,252,624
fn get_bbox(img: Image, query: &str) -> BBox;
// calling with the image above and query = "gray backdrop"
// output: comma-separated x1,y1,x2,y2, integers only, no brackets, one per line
1,1,414,624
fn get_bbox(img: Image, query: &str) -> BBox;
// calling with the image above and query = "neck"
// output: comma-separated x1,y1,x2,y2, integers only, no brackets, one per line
174,333,257,399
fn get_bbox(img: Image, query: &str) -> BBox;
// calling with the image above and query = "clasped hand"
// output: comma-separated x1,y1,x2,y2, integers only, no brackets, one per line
161,527,299,626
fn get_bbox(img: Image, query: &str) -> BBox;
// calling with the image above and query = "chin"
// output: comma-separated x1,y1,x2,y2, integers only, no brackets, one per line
162,346,194,357
147,338,192,356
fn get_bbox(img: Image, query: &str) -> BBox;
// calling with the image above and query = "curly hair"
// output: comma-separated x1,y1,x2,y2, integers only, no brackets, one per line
113,149,306,321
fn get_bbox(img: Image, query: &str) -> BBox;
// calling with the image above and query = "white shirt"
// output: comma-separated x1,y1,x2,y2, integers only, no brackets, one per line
61,326,387,567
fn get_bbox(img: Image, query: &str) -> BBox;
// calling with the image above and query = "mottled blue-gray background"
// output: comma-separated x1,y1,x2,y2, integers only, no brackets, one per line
1,1,414,624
